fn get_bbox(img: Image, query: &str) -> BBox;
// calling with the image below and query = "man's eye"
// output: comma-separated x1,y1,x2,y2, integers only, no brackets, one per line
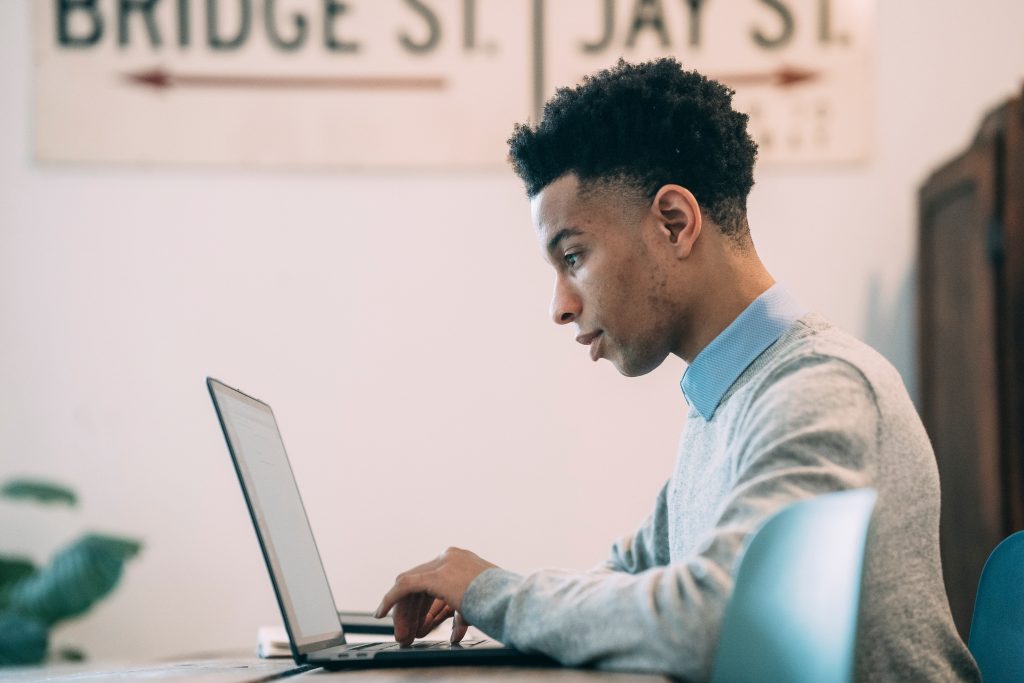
564,251,582,268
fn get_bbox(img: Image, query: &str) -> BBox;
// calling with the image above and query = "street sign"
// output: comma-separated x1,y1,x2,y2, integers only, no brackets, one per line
35,0,874,167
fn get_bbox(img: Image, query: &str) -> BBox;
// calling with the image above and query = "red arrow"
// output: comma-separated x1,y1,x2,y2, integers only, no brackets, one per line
712,65,821,89
124,67,446,91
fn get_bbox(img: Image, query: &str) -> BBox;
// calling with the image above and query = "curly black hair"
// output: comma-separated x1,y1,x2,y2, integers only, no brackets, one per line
508,58,758,239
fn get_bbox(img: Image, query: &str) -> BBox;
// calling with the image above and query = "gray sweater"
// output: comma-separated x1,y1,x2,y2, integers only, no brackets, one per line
462,314,980,681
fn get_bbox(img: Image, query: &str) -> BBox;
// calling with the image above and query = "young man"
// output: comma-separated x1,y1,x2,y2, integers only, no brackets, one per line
375,59,979,680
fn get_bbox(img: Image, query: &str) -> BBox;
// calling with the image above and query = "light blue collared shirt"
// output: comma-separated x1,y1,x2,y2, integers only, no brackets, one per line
680,284,808,421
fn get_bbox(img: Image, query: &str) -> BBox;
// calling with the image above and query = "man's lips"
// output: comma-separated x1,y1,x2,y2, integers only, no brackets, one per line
576,331,603,361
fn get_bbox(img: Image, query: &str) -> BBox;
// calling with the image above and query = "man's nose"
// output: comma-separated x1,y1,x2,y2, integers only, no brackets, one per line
550,277,582,325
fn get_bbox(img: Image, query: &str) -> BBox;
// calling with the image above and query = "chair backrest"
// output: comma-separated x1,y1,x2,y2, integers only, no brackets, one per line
968,530,1024,683
711,488,877,683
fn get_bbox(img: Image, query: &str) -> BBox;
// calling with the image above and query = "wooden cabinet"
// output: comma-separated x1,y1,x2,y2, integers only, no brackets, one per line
918,85,1024,638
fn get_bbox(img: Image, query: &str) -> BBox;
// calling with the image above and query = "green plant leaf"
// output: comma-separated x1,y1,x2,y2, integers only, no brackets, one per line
0,557,36,588
0,557,37,609
56,646,85,662
80,534,142,560
5,534,141,626
0,480,76,507
0,613,48,665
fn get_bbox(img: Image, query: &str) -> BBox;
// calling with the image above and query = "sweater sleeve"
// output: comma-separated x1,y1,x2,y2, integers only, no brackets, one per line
460,356,879,680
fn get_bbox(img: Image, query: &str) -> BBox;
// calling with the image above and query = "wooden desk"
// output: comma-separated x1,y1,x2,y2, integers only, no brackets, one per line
2,654,670,681
297,667,668,681
1,656,301,682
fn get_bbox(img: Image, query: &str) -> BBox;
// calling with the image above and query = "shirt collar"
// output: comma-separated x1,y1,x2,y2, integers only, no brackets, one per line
680,284,807,421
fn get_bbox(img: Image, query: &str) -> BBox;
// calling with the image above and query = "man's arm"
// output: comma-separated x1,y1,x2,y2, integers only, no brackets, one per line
379,357,878,679
463,359,877,678
376,482,671,644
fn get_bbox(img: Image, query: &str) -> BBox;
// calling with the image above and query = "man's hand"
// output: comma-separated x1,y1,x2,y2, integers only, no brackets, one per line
375,546,497,646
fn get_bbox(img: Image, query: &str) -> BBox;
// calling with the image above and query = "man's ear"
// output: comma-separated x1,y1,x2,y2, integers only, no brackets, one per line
650,184,702,258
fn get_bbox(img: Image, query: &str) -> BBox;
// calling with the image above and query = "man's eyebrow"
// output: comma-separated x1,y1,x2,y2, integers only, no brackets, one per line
547,227,584,253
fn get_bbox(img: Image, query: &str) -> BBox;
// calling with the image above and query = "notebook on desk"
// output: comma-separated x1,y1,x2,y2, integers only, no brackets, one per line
259,617,401,659
207,377,556,670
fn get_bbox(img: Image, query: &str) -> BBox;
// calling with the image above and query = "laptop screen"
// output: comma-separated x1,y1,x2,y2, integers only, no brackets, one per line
208,379,345,652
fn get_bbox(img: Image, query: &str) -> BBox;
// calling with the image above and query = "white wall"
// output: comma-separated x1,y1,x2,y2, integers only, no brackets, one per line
2,0,1022,661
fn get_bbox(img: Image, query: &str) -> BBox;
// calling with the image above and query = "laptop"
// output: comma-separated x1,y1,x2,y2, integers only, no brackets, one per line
207,377,556,670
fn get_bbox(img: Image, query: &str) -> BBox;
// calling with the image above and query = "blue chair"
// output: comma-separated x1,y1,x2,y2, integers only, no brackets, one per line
711,489,877,683
968,530,1024,682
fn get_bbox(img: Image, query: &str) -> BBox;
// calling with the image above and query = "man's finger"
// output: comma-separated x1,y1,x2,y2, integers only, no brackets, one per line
393,594,425,646
399,592,436,645
376,570,431,618
418,599,452,638
450,610,470,644
423,598,447,625
431,604,455,631
412,594,435,639
415,600,438,638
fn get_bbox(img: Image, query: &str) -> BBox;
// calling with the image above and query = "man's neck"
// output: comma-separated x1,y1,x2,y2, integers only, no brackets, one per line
674,256,776,364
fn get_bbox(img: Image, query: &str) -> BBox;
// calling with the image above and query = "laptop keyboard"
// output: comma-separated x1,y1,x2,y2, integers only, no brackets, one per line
345,640,488,652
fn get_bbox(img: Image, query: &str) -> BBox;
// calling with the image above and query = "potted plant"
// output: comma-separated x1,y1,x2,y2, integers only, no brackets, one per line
0,479,142,665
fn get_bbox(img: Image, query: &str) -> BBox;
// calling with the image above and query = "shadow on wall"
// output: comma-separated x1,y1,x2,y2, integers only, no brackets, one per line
862,266,919,407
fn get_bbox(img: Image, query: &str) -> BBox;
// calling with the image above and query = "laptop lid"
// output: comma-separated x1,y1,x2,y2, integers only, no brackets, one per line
207,377,347,658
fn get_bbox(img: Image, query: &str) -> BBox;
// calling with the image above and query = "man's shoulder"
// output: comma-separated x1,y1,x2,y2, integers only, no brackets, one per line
729,313,906,411
771,313,900,380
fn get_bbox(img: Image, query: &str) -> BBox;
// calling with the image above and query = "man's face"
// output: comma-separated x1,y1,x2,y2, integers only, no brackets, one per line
532,174,682,377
